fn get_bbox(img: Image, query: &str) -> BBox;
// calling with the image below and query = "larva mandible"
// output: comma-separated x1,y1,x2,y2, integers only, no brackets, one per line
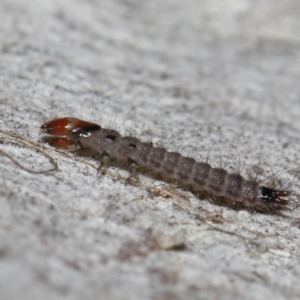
40,117,290,211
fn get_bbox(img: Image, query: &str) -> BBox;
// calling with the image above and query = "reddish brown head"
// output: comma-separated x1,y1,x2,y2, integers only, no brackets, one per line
41,117,101,137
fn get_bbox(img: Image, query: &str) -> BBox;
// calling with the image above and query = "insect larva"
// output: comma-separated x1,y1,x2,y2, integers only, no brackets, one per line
40,117,290,211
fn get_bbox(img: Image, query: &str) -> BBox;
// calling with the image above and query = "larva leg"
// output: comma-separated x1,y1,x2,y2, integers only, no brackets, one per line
97,151,110,175
125,157,141,186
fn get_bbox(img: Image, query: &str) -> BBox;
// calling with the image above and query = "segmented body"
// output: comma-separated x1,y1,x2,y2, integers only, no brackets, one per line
41,117,290,211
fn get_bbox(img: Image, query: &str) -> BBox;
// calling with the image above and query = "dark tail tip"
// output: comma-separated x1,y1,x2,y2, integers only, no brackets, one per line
261,187,290,207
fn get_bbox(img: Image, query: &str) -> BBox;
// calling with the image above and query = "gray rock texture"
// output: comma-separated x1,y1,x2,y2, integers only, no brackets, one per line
1,0,300,299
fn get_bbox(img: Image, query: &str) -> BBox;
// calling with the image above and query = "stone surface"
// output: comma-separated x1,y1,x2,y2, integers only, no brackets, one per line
1,0,300,299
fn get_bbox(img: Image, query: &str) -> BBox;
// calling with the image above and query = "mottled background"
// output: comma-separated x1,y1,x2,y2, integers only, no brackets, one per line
1,0,300,299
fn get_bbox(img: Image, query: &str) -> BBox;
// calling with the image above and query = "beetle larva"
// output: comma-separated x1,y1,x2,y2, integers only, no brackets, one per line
41,117,290,211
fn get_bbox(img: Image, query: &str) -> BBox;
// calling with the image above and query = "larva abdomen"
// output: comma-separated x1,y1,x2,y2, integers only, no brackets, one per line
80,132,275,208
40,117,290,211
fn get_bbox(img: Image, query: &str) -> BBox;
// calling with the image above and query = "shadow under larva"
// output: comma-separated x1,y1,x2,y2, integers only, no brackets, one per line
40,117,291,213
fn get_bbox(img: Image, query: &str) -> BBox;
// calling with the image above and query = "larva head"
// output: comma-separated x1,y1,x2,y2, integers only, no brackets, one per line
41,117,101,137
260,186,290,208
